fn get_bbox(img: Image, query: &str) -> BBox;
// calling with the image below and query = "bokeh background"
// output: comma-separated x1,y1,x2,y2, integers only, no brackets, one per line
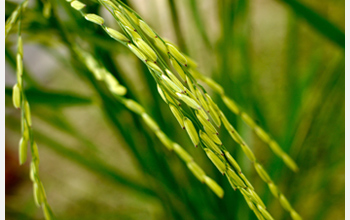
5,0,344,219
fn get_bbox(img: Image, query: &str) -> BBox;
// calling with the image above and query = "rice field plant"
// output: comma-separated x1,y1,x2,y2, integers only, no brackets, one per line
5,0,345,219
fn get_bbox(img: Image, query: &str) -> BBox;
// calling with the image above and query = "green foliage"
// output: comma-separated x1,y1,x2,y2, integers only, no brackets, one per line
5,0,344,219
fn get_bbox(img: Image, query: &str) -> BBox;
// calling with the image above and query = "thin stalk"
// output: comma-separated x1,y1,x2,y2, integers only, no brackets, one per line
168,0,188,53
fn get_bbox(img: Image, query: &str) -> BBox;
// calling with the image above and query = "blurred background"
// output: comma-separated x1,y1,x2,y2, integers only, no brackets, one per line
5,0,344,219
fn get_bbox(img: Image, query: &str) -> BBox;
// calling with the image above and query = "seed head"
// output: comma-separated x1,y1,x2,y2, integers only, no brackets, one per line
12,84,21,109
204,176,224,198
199,131,221,155
114,10,133,28
184,118,199,147
226,168,246,188
166,69,183,90
204,129,222,145
166,43,187,66
222,95,240,114
268,182,279,198
128,43,147,61
280,194,293,211
176,93,201,110
19,137,28,165
106,27,129,42
101,0,118,10
170,57,186,80
173,143,193,163
71,0,85,10
257,205,274,220
169,105,184,129
122,8,139,25
85,14,104,25
139,20,156,38
147,62,163,74
224,151,241,173
203,77,224,95
125,100,145,114
205,149,226,174
195,88,209,112
186,76,196,94
125,26,142,40
155,131,173,150
17,53,23,77
154,38,168,54
157,84,167,103
135,39,157,62
241,143,256,162
142,113,159,131
187,161,205,182
24,101,32,126
254,163,271,183
291,210,302,220
162,75,182,93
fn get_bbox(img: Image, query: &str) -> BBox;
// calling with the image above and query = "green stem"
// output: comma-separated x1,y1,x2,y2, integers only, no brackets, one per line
168,0,187,53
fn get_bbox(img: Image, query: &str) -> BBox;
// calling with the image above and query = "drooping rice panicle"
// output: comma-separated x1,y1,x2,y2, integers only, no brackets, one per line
73,46,224,198
68,1,274,218
198,74,299,172
143,21,299,173
111,0,298,173
98,3,301,218
219,110,302,220
5,0,28,38
12,5,54,220
153,29,302,219
154,37,298,171
147,86,271,218
159,34,302,220
67,1,302,219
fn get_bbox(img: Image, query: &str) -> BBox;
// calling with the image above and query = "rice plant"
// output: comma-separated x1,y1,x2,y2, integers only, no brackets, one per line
5,0,344,219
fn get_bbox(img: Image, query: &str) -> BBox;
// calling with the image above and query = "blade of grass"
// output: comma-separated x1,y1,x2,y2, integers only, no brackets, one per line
280,0,344,48
187,0,212,49
168,0,187,53
5,87,92,107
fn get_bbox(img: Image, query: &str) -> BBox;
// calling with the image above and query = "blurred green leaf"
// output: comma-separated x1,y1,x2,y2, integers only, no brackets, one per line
5,87,92,107
6,115,158,199
281,0,345,48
